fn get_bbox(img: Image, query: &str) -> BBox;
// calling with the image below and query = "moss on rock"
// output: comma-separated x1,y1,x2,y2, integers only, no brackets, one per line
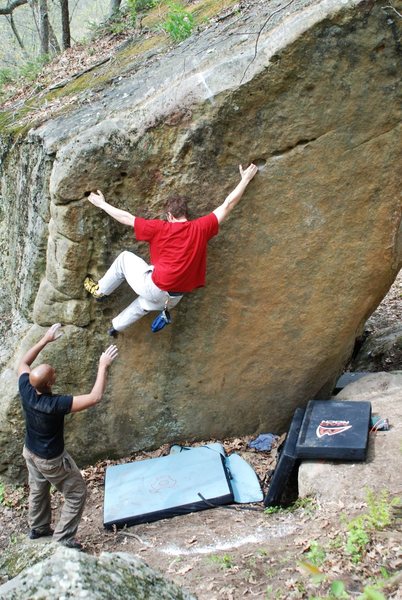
0,543,196,599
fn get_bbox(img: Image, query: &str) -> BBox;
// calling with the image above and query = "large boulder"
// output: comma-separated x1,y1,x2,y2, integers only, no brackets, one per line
0,0,401,476
0,542,195,599
298,372,402,503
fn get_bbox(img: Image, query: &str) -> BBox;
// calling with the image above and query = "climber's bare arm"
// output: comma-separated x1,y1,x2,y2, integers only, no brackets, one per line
213,163,258,224
88,190,135,227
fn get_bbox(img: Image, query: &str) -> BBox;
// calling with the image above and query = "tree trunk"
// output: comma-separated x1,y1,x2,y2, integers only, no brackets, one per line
109,0,122,18
48,20,61,53
38,0,49,55
59,0,70,49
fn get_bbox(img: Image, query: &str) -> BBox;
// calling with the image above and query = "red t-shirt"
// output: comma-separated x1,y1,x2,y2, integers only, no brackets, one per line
134,213,219,292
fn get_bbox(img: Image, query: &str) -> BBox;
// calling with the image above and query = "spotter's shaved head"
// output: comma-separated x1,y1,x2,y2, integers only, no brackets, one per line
29,364,55,393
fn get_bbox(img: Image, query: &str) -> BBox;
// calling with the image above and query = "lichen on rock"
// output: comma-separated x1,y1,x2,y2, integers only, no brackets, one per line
0,542,196,599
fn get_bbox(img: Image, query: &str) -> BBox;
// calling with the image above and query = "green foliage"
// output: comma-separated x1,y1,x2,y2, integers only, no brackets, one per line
329,580,349,598
305,541,326,567
161,2,195,41
128,0,157,16
87,9,131,38
0,67,14,86
127,0,158,25
110,19,130,34
264,504,285,515
365,489,393,529
18,55,49,82
208,553,234,569
357,587,386,600
264,496,317,516
300,491,397,599
0,481,5,505
308,580,349,599
343,490,394,563
91,0,157,36
307,579,387,600
0,55,48,100
264,585,282,599
328,534,343,550
344,515,370,563
293,495,318,513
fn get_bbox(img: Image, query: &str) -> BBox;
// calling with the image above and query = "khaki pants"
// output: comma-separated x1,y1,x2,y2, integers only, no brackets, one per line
23,446,87,542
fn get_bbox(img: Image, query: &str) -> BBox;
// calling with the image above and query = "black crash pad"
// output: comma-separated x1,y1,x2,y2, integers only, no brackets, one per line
295,399,371,461
264,407,305,507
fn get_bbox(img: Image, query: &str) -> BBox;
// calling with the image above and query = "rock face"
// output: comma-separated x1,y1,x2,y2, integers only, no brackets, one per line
0,543,195,599
298,372,402,503
0,0,401,477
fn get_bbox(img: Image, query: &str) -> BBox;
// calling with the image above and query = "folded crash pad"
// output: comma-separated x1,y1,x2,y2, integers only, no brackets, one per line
169,444,263,503
226,453,264,503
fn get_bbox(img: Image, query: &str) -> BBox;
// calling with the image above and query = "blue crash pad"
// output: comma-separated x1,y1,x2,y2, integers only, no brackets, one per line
104,445,262,528
226,454,263,503
104,446,233,528
170,445,263,503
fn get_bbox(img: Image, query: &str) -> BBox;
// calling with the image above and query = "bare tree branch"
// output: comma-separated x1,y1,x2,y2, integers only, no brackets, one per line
6,12,26,50
0,0,28,15
382,4,402,17
28,0,41,40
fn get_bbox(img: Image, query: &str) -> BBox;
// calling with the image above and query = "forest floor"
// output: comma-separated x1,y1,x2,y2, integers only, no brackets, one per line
0,272,401,600
1,434,402,599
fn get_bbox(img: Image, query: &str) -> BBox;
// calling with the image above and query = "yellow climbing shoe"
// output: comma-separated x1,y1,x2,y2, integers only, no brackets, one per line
84,276,104,299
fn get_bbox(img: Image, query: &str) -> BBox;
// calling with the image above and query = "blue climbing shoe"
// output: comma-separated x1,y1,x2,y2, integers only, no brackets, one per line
151,310,171,332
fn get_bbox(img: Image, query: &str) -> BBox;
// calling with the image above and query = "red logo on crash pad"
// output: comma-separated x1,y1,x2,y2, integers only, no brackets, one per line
316,420,352,438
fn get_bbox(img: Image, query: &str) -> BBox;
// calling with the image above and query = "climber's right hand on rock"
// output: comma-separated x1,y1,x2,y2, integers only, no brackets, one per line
88,190,105,208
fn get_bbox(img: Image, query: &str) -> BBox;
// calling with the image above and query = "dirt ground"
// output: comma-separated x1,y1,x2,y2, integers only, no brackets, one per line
1,436,402,599
1,274,401,598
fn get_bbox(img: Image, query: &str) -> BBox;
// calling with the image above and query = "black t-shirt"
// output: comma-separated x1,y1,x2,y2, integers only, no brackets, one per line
18,373,73,459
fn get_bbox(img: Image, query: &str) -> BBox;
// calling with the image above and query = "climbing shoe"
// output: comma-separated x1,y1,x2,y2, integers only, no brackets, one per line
84,276,105,300
29,526,54,540
151,309,171,332
107,327,119,338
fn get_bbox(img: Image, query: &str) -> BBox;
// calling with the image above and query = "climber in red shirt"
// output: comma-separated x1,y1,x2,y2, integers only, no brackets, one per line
85,163,258,336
